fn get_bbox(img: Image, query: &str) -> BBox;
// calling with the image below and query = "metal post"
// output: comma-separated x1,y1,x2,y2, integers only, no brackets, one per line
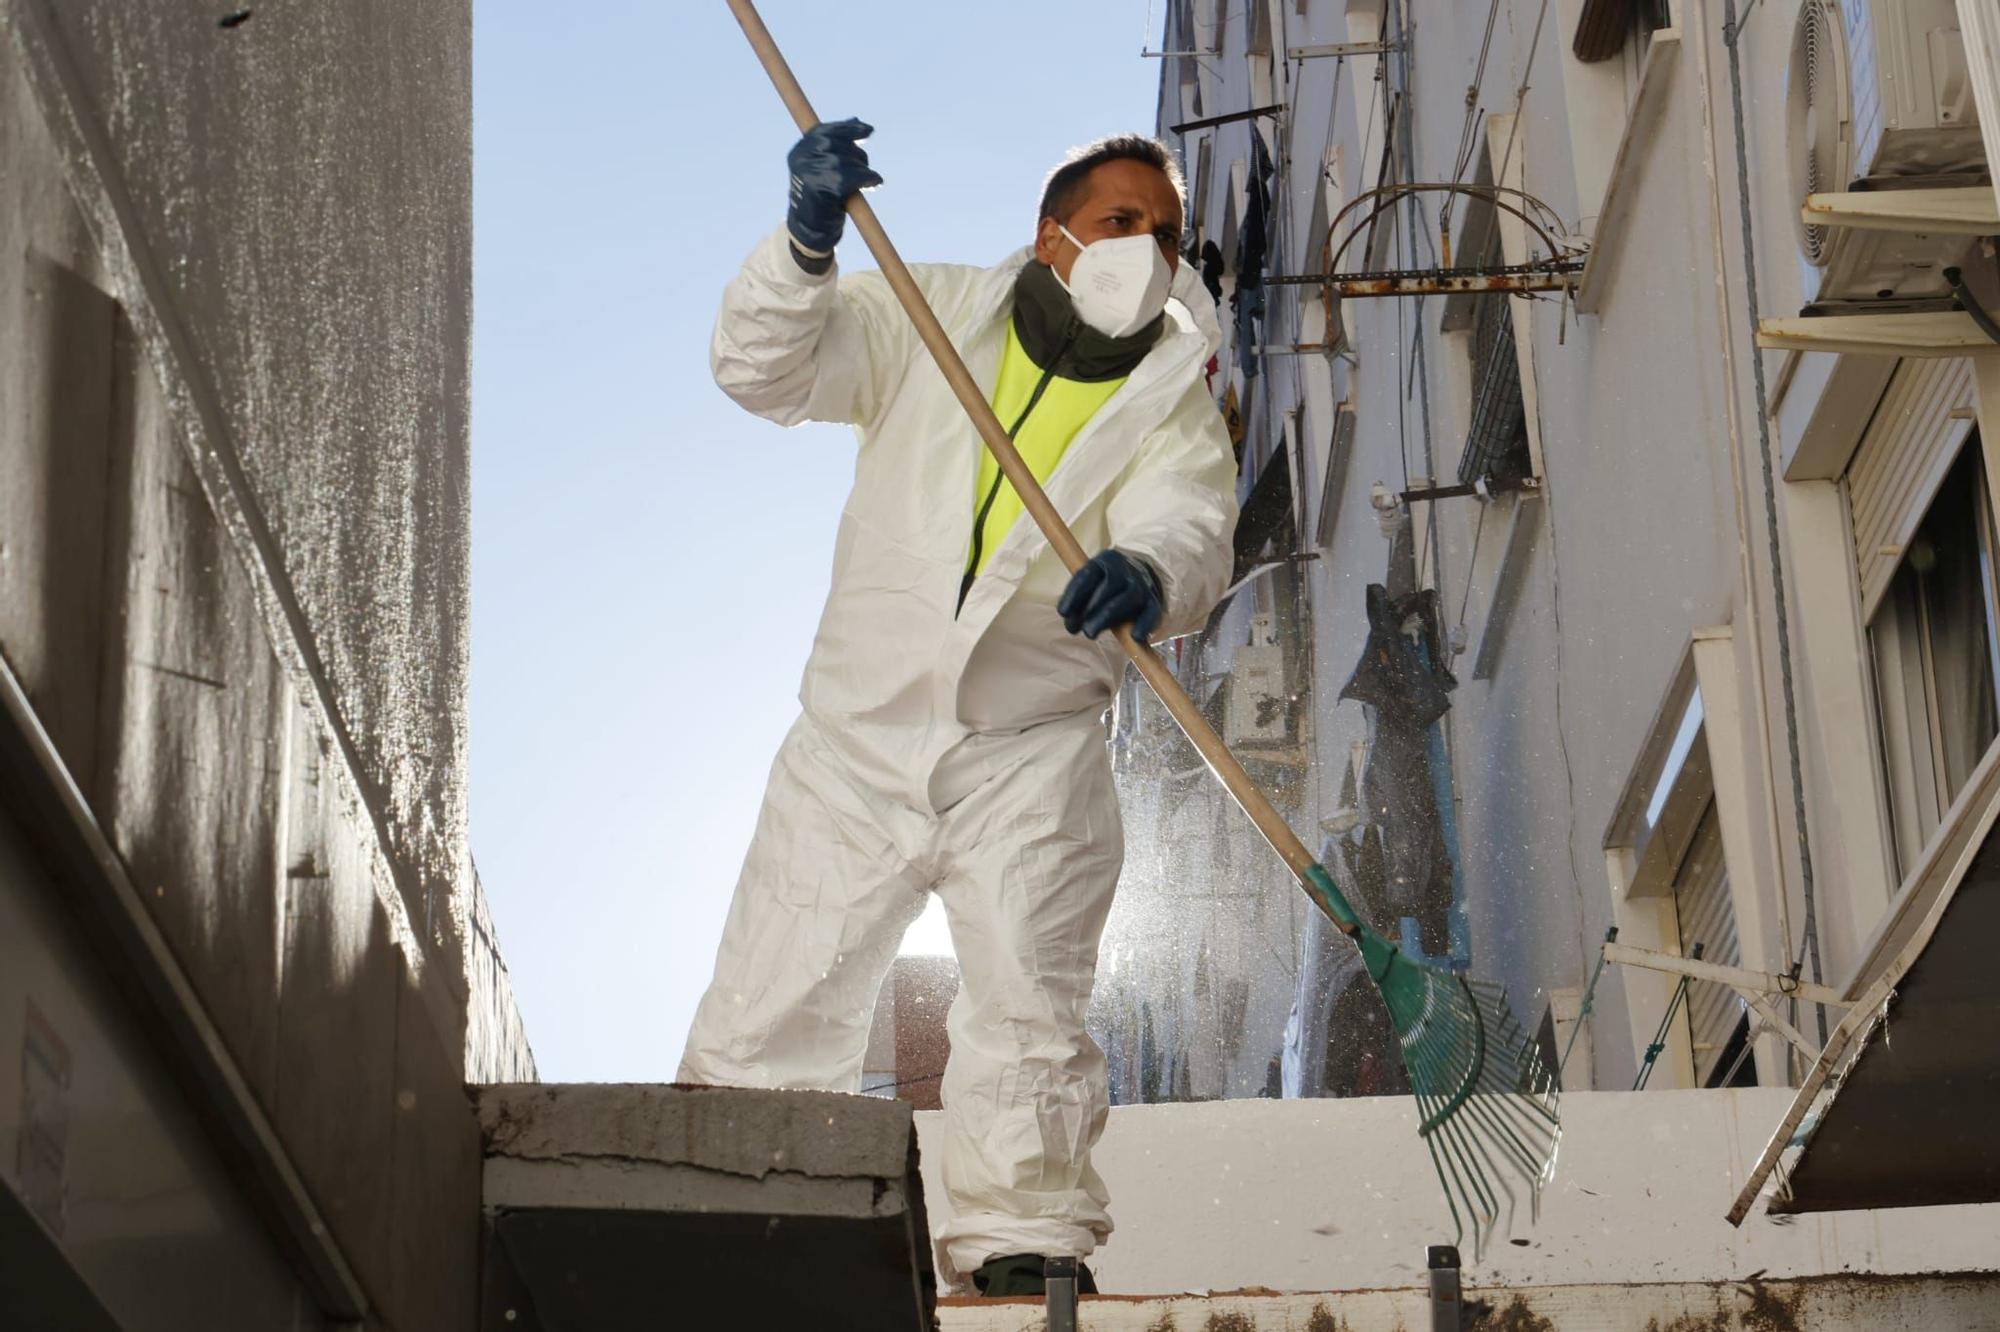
1043,1257,1077,1332
1428,1245,1462,1331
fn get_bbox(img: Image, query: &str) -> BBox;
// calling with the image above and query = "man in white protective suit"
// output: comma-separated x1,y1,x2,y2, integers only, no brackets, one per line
679,120,1238,1297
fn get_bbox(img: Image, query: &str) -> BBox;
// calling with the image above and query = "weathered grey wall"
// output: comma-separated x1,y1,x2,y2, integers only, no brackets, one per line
1,1,526,1327
42,0,475,955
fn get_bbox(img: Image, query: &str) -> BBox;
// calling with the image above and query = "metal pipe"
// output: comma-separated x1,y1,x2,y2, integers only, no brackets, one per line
1428,1246,1463,1331
1169,103,1286,134
1720,0,1827,1041
1686,0,1802,1066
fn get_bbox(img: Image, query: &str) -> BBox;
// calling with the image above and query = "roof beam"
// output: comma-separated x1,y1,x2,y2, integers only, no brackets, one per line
1801,187,2000,236
1756,311,2000,357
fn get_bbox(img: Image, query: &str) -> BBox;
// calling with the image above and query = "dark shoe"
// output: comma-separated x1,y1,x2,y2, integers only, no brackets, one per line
971,1253,1098,1298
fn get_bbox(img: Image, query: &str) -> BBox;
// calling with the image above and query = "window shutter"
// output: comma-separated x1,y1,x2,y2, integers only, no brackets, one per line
1846,357,1977,616
1458,294,1529,485
1673,805,1740,1086
1574,0,1637,62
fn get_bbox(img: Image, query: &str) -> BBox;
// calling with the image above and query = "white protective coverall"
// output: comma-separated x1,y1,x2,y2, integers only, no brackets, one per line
680,225,1237,1280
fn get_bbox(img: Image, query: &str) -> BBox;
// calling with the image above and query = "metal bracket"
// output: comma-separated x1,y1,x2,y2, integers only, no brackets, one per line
1604,941,1845,1058
1168,104,1285,134
1255,342,1341,356
1400,476,1541,504
1043,1257,1078,1332
1288,40,1401,58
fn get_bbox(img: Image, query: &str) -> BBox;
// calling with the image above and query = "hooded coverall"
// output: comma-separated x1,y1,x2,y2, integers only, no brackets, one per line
679,225,1237,1281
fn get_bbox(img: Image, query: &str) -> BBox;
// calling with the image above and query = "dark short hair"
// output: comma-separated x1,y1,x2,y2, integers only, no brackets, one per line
1038,135,1187,223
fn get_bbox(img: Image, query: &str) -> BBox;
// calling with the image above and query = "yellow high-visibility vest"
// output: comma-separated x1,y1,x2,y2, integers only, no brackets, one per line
969,322,1128,575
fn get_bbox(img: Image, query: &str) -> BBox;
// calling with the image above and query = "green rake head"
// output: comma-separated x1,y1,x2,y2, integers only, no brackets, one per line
1304,866,1561,1255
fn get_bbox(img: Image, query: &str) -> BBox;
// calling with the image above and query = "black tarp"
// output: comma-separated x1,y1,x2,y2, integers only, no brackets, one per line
1775,821,2000,1213
1339,585,1458,954
1232,444,1293,579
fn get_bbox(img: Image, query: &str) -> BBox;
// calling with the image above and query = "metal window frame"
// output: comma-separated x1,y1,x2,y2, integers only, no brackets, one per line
1863,436,2000,879
1314,403,1357,550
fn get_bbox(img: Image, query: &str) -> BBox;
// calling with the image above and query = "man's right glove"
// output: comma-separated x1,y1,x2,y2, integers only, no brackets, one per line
786,118,883,258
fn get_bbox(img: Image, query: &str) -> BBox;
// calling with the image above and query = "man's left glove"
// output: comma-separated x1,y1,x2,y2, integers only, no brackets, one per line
1058,550,1165,644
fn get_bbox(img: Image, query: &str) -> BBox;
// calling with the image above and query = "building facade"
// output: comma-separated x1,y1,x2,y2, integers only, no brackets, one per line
1105,0,2000,1113
1,3,530,1328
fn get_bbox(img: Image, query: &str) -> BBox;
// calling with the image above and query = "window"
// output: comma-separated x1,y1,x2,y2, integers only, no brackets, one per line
1315,403,1357,551
1572,0,1673,63
1457,288,1531,485
1557,0,1680,304
1867,441,2000,879
1605,657,1758,1090
1248,0,1274,55
1248,0,1279,109
1168,0,1202,118
1669,804,1753,1087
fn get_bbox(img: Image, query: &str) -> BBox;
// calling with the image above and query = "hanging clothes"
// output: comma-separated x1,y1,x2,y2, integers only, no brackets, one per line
1339,584,1459,955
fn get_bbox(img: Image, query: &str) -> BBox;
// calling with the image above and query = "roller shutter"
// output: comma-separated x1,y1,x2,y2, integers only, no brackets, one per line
1673,802,1742,1086
1847,357,1977,616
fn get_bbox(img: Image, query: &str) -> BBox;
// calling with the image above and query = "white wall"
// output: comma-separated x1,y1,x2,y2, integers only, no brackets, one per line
917,1091,2000,1295
1145,0,1865,1096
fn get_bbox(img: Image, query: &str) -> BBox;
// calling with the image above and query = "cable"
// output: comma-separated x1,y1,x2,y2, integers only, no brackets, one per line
1721,0,1826,1043
1454,498,1491,634
1446,0,1507,245
1633,944,1704,1090
1945,266,2000,345
1488,0,1554,192
1558,926,1619,1080
1388,0,1444,597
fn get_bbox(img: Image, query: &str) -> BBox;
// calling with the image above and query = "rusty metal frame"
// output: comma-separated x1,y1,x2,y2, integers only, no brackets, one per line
1273,182,1587,311
1327,183,1574,272
1267,260,1583,299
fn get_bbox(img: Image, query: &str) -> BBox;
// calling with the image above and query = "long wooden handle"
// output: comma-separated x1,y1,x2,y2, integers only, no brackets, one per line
724,0,1329,902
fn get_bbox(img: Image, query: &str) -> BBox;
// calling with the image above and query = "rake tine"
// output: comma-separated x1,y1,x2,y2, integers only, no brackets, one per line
1377,957,1563,1250
1425,1136,1468,1249
1459,1086,1547,1186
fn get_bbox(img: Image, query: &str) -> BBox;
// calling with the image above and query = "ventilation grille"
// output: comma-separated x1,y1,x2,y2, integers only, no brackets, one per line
1790,0,1851,268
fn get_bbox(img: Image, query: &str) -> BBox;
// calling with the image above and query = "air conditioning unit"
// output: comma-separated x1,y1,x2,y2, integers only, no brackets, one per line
1224,613,1293,748
1787,0,1985,312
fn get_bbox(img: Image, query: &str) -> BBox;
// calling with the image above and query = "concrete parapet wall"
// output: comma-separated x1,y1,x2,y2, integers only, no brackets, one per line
917,1090,2000,1296
940,1272,2000,1331
477,1084,935,1331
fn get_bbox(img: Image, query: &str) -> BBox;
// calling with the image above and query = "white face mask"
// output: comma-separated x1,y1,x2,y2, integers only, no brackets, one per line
1054,224,1174,339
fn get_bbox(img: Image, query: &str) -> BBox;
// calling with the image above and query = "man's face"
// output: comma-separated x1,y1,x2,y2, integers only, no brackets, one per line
1035,158,1184,282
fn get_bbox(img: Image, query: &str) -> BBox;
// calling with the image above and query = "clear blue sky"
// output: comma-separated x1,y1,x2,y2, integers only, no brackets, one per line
471,1,1165,1081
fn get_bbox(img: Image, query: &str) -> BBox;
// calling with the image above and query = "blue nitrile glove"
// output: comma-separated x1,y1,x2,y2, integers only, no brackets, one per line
786,118,883,256
1058,550,1165,644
